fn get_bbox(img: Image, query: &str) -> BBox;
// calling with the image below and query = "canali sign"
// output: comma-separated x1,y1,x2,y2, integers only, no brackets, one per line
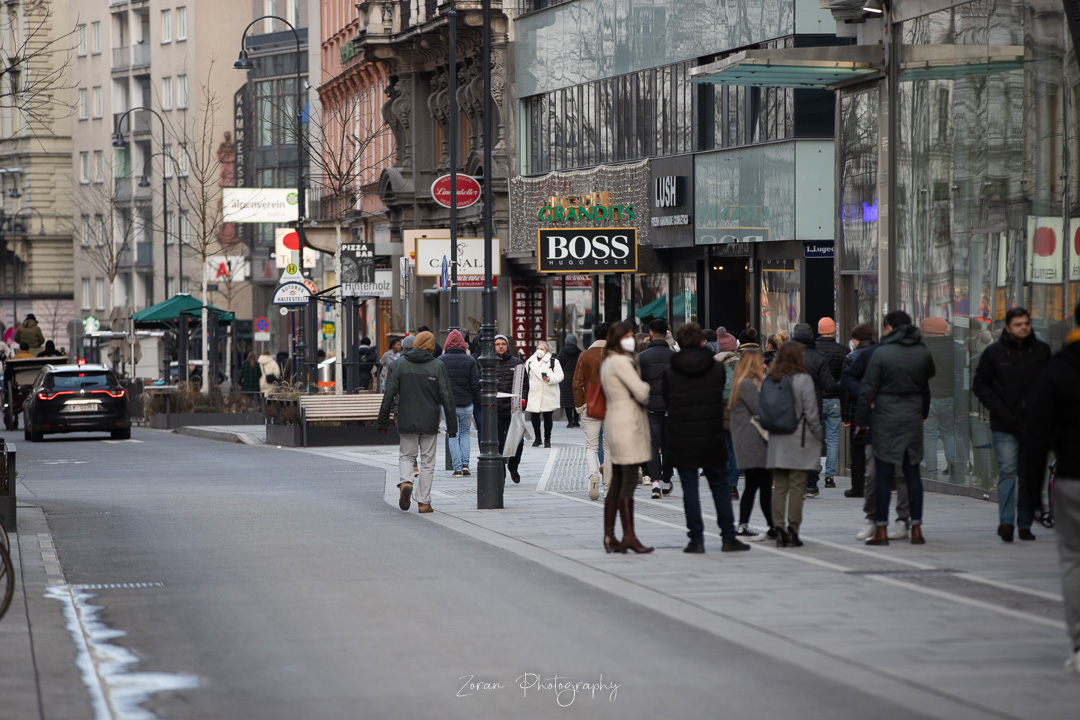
431,174,481,209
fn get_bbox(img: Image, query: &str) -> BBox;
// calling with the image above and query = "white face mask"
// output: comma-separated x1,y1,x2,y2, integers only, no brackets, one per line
849,340,857,352
620,337,637,353
535,348,545,358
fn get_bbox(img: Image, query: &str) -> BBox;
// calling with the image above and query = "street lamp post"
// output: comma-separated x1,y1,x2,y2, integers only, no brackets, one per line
476,0,501,509
234,16,309,388
448,1,459,331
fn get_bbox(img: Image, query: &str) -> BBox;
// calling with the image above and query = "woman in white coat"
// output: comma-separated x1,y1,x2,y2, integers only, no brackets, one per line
600,320,654,554
524,340,564,448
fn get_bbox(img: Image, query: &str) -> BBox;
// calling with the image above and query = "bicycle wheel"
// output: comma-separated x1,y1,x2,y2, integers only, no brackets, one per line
0,545,14,622
0,520,8,555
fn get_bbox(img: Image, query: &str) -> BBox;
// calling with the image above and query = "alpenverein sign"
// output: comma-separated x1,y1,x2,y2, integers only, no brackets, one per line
537,228,637,273
222,188,299,224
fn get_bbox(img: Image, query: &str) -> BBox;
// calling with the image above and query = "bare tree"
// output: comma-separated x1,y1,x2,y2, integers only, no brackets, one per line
0,0,77,131
71,177,137,312
34,281,71,345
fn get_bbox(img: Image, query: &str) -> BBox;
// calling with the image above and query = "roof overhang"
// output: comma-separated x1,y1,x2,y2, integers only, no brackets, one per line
690,44,1026,90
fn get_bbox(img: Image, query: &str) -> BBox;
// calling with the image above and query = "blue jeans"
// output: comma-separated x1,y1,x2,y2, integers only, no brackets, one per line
992,430,1032,530
448,404,473,472
822,398,841,477
724,431,739,490
874,456,923,526
677,466,737,544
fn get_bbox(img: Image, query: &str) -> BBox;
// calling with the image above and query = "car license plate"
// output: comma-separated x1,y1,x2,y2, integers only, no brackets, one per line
66,403,101,413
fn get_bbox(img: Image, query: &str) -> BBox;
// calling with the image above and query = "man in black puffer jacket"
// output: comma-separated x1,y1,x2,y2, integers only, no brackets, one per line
792,323,838,497
973,308,1052,542
1025,303,1080,674
638,318,675,497
356,337,378,391
662,322,750,554
439,329,480,477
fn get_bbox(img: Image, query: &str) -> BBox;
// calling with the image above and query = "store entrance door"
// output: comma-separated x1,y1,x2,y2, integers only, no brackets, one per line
709,258,749,334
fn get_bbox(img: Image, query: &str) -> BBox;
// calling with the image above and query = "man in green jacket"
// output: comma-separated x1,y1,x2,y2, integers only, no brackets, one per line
378,331,457,513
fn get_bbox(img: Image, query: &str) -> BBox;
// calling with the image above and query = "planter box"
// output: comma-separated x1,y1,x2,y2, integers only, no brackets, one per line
150,412,265,430
265,420,399,447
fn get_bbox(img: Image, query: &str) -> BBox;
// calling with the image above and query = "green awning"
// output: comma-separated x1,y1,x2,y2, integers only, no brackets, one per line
130,293,235,328
635,295,667,319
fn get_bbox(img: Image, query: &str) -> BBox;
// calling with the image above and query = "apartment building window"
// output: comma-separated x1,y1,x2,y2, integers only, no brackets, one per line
114,146,131,179
80,152,90,183
81,215,92,247
78,88,88,119
96,215,106,246
178,143,189,176
91,22,101,54
164,143,174,177
179,210,190,244
92,86,103,118
94,150,104,183
77,24,87,56
263,1,278,33
161,9,172,43
96,278,107,310
161,76,172,110
177,7,187,41
177,74,187,109
82,278,92,310
165,210,175,243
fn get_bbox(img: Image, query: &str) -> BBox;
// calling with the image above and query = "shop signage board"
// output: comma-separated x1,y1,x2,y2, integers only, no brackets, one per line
223,188,298,223
537,228,637,273
415,237,501,277
803,241,835,259
551,274,593,288
344,269,394,298
512,279,546,351
206,256,249,281
275,228,319,268
438,274,497,290
1026,216,1080,284
431,174,482,209
340,243,376,296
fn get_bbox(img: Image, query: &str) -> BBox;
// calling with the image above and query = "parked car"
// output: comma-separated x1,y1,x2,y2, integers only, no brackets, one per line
22,364,131,441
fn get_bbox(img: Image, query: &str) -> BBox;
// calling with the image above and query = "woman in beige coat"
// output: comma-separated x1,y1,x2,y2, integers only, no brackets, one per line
600,320,653,554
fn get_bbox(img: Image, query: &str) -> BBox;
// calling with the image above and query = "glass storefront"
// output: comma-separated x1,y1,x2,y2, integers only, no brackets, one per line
838,0,1079,490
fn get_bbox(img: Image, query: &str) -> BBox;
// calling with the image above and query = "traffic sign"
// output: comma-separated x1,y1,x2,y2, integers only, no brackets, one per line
322,321,335,337
279,263,305,284
273,282,311,306
254,316,270,333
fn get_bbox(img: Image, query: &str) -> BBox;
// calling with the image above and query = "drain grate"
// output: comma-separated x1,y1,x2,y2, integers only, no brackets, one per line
543,447,589,492
439,487,477,496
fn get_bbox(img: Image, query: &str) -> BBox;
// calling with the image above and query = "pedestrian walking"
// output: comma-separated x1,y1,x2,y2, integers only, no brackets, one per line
638,318,676,499
357,337,378,391
378,337,402,391
737,327,761,354
1024,302,1080,676
439,329,480,478
572,322,610,501
377,331,457,514
763,342,823,548
524,341,564,448
791,323,838,497
384,335,413,393
557,335,582,428
661,322,752,554
495,334,527,483
842,324,912,541
728,347,774,541
599,320,654,554
257,350,281,397
840,324,874,499
855,311,935,546
973,307,1052,542
713,327,741,500
416,325,443,357
815,317,848,489
14,313,44,356
239,352,261,394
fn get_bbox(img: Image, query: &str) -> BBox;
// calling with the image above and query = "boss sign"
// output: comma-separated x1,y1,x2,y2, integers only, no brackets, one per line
537,228,637,273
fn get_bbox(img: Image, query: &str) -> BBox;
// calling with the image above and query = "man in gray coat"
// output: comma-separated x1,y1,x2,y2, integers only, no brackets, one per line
856,311,935,546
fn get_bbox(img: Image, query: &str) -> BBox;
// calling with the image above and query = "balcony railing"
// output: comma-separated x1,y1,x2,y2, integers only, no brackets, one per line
132,43,150,68
112,46,130,70
135,241,153,265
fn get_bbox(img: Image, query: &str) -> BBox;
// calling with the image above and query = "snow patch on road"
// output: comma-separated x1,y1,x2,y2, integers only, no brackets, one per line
46,585,199,720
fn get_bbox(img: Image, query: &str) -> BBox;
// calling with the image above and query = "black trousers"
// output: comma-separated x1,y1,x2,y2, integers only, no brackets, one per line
850,425,868,494
646,412,672,482
497,414,524,472
564,406,580,425
739,468,774,527
530,411,554,444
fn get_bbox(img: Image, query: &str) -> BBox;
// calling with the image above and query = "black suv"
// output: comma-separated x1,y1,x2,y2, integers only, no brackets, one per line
22,364,131,441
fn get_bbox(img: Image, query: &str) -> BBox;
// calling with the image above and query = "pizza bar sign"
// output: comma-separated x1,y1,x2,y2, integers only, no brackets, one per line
537,228,637,273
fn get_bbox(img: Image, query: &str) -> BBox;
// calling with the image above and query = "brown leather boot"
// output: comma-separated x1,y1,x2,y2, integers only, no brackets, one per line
603,495,624,553
910,524,925,544
865,525,889,546
618,498,654,554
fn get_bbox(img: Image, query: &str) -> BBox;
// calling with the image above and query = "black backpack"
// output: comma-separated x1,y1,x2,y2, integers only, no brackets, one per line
758,374,800,434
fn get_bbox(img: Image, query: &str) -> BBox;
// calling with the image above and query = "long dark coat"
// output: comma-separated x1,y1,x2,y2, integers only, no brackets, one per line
556,343,582,409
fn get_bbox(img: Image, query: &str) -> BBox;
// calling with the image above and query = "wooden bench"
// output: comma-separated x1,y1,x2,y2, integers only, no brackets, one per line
298,394,385,447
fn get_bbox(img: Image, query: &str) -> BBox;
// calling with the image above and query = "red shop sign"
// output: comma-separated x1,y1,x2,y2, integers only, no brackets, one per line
430,174,482,209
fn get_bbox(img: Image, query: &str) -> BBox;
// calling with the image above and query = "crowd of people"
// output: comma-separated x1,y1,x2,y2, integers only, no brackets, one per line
370,306,1080,676
0,314,65,361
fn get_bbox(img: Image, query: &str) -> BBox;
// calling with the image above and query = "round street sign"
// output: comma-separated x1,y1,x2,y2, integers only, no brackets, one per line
254,316,270,333
303,279,319,295
286,263,299,275
430,173,481,210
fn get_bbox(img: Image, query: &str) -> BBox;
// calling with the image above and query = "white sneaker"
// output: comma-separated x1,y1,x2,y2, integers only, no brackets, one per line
651,482,661,499
641,473,651,485
1066,649,1080,677
887,522,909,540
856,520,876,540
588,473,600,501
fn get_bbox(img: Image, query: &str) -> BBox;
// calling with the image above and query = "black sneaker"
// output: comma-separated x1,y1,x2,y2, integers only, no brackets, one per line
661,481,673,496
1018,528,1036,541
721,539,751,552
510,470,521,484
684,541,705,554
998,522,1014,542
766,527,779,540
805,487,820,499
824,477,836,489
844,488,864,498
651,485,661,499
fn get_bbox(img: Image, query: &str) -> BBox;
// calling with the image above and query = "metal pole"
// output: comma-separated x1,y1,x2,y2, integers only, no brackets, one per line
477,0,502,509
448,1,459,331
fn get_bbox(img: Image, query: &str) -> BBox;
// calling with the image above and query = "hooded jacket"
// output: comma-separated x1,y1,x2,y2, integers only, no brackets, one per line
1025,328,1080,486
378,348,457,435
792,333,839,402
855,325,935,466
661,346,729,469
638,339,676,413
357,345,378,389
972,328,1052,435
14,318,45,353
439,347,480,408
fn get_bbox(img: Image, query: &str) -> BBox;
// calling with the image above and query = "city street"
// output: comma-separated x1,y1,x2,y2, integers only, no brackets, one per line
1,425,1077,720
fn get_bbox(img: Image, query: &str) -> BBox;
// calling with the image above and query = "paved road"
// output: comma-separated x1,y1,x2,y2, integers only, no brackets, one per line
4,427,943,720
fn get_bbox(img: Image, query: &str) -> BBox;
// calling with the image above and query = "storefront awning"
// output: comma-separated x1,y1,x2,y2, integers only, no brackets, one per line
689,44,1025,89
